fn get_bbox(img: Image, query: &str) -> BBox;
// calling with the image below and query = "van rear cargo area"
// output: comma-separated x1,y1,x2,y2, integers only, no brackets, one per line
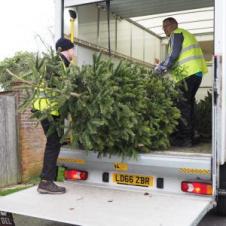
57,142,212,195
155,142,211,154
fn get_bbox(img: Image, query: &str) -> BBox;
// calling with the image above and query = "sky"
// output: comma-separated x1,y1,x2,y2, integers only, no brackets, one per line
0,0,55,60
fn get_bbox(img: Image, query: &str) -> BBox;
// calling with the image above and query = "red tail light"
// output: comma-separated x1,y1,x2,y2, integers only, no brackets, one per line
64,169,88,180
181,181,212,195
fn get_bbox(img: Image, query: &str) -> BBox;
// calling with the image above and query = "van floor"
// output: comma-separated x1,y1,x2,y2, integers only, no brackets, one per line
63,142,212,156
155,142,212,155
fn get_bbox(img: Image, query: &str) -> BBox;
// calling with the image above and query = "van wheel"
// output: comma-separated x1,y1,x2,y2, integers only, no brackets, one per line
216,196,226,215
216,163,226,215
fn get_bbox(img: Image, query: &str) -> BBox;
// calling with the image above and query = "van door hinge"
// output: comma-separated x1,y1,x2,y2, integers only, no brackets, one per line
213,55,219,105
218,189,226,196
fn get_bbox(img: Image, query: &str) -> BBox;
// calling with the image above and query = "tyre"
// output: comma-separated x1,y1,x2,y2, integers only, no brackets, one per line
216,163,226,215
216,196,226,215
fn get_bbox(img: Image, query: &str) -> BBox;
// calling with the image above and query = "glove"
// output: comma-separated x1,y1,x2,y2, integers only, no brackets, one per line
154,64,167,75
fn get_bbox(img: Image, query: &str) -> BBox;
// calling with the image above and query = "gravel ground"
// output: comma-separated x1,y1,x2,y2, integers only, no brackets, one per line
13,214,74,226
11,210,226,226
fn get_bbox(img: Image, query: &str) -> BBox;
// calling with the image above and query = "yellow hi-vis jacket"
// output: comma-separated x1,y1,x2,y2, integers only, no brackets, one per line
33,88,59,116
169,28,208,82
33,54,69,116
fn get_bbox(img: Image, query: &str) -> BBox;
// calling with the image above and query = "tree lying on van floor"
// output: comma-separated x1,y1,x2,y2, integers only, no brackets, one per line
195,91,212,141
1,51,180,158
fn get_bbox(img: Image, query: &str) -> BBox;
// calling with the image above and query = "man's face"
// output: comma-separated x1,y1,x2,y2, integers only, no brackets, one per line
163,21,176,37
68,47,75,61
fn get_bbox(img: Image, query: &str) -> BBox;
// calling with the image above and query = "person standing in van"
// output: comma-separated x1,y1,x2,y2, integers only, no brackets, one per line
154,17,207,147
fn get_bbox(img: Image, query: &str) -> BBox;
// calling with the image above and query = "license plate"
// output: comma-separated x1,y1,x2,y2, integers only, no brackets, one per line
0,212,15,226
112,173,153,187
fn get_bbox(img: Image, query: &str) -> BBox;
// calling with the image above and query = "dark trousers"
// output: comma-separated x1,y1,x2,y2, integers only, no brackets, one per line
40,117,62,181
174,74,202,141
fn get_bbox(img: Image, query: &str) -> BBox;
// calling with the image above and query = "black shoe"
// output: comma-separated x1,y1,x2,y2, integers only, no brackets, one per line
37,180,66,194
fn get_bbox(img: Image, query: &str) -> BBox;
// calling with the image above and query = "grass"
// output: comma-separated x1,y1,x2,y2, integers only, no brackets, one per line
0,167,66,196
57,166,65,182
0,185,33,196
27,176,40,185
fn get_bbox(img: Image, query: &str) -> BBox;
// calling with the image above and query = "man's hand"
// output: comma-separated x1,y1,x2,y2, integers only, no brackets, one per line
153,64,167,75
154,58,160,64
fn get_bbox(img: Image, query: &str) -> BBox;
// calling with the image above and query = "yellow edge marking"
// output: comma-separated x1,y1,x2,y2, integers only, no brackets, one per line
58,158,85,164
179,168,210,175
114,162,128,171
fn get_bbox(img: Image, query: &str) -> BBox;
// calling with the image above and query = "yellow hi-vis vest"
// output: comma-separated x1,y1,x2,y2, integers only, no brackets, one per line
33,88,59,116
33,58,68,116
169,28,208,82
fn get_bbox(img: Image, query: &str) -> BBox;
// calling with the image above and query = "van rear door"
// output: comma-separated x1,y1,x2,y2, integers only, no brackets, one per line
214,0,226,165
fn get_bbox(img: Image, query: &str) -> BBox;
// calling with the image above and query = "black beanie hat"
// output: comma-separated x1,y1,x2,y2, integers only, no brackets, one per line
55,38,74,52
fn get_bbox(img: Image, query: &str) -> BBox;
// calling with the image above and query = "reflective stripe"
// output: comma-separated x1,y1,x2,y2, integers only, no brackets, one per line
171,28,208,81
177,55,204,66
39,91,55,98
180,43,200,54
39,92,48,98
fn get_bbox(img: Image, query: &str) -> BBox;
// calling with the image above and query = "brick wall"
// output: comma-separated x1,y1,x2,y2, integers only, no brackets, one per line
19,110,46,182
14,84,46,182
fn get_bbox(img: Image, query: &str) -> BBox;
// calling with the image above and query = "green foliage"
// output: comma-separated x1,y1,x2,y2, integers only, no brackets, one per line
173,65,188,82
0,52,35,90
62,55,180,157
0,52,180,158
195,91,212,140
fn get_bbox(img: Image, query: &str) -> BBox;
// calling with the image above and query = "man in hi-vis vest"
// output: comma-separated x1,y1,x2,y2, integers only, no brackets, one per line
154,17,208,147
34,38,75,194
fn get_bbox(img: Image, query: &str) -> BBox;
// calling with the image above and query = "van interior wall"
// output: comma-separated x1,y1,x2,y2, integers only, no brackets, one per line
64,3,161,65
193,39,213,102
76,45,121,66
65,3,213,102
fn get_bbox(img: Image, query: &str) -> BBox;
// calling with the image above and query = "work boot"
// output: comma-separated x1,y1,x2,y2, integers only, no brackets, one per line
37,180,66,194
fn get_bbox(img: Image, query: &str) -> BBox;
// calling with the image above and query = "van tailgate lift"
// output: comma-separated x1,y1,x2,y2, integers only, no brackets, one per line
0,182,214,226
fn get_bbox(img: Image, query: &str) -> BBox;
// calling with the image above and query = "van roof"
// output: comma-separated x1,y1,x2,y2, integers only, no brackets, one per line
102,0,214,37
131,7,213,37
